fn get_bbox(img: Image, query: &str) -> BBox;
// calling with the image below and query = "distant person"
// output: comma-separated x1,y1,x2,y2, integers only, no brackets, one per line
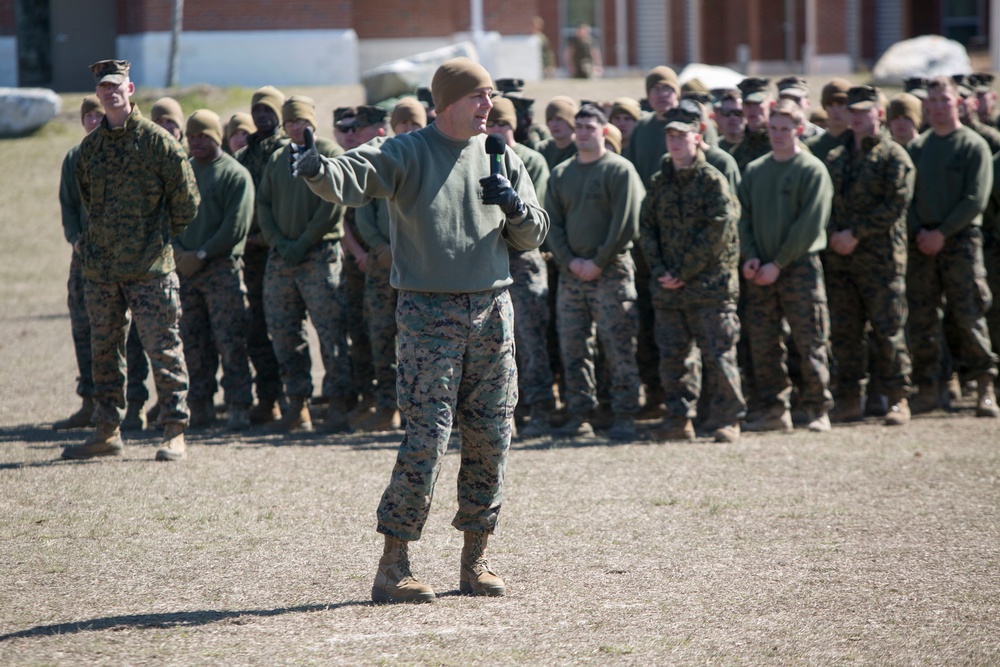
534,16,556,78
61,59,199,462
565,23,602,79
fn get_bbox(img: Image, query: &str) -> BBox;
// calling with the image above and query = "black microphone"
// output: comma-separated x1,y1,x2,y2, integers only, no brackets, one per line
485,133,506,176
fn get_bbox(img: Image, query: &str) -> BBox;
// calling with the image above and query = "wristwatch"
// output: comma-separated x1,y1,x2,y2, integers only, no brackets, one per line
196,249,208,262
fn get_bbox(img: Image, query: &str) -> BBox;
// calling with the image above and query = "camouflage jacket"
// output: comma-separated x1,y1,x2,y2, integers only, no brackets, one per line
638,150,740,306
236,130,289,235
824,128,915,274
76,105,199,282
730,126,770,172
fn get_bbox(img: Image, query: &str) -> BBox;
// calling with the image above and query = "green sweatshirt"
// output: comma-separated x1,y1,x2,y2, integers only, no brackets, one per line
305,124,549,293
59,144,84,245
704,145,741,197
76,105,200,282
623,112,668,187
512,142,550,208
177,152,254,258
235,130,289,236
257,137,344,249
738,150,833,267
536,137,578,171
907,125,992,238
355,197,390,250
545,151,646,270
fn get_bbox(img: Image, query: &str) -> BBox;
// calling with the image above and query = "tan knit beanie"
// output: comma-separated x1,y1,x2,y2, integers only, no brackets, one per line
821,78,852,107
604,123,622,154
151,97,184,128
282,95,318,129
887,93,923,128
645,66,680,94
610,96,641,120
252,85,285,123
545,95,578,127
431,57,493,111
80,95,102,121
390,97,427,130
227,112,255,137
186,109,223,146
488,96,518,130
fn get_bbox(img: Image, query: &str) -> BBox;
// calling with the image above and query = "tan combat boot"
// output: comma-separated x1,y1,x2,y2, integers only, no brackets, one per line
322,398,353,433
371,535,436,603
155,423,186,461
713,423,741,443
460,532,506,597
121,401,147,431
249,397,281,424
976,374,999,418
743,404,793,433
653,417,695,442
358,407,401,433
61,422,124,460
267,397,312,432
52,397,95,430
884,396,910,426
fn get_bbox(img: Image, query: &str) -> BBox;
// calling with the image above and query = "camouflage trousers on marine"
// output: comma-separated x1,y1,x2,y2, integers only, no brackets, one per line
986,235,1000,358
364,254,398,410
344,253,375,399
744,253,833,412
557,253,641,416
243,244,283,402
179,256,253,407
377,288,516,541
84,272,188,425
263,241,352,401
653,299,746,424
509,249,554,408
632,246,662,395
826,253,912,398
907,227,997,386
68,253,149,402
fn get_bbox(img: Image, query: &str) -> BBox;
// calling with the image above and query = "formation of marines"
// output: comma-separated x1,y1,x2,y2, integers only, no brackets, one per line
53,57,1000,603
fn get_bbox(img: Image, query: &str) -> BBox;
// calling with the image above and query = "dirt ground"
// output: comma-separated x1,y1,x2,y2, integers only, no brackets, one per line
1,73,998,666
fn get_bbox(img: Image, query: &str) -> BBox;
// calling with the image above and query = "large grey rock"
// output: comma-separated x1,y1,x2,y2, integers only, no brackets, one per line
361,41,478,104
678,63,744,91
0,88,62,136
872,35,971,86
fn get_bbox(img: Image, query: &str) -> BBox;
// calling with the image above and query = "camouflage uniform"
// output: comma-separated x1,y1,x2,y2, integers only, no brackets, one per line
824,129,915,401
343,208,375,400
356,197,398,411
730,127,771,172
639,152,745,424
235,130,288,405
76,105,198,426
986,153,1000,357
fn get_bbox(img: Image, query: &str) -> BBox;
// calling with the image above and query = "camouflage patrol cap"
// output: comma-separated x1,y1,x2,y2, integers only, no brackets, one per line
820,78,851,107
90,59,130,85
495,78,525,94
846,85,882,110
334,105,387,130
487,96,518,130
504,91,535,115
903,77,928,100
951,74,973,98
681,90,714,107
715,87,741,103
777,76,809,100
609,97,641,120
738,77,771,103
664,99,702,133
972,73,995,94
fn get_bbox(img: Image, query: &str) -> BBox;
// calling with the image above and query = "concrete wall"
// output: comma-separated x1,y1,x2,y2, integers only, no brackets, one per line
0,36,15,86
117,29,359,88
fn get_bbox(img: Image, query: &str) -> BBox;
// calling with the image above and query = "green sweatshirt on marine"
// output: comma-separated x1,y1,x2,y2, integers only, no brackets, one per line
176,152,254,258
304,124,549,294
738,150,833,267
545,151,646,270
623,112,668,187
235,130,289,235
804,128,848,163
704,145,741,197
536,137,578,171
907,125,992,238
512,142,550,209
354,197,390,250
257,137,344,248
59,144,85,245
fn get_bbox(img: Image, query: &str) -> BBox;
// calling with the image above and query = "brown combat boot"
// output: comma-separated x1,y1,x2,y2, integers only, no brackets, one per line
976,374,1000,418
358,407,401,432
460,532,506,597
322,398,353,433
268,397,312,432
371,535,436,604
249,398,281,424
743,404,793,433
121,401,147,432
52,397,95,430
653,417,695,442
155,423,187,461
884,396,910,426
713,423,741,443
553,413,594,438
61,422,124,460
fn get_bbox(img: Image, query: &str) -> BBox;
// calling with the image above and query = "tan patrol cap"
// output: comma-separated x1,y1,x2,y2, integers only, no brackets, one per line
90,59,130,85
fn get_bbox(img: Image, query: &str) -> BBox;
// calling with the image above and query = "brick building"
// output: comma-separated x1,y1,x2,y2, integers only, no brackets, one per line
0,0,991,90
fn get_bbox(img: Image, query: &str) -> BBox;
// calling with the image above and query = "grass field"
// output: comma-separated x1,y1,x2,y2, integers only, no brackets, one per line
1,75,998,666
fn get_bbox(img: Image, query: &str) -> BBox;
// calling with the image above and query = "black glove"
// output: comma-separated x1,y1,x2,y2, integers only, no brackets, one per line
480,174,526,219
292,127,322,178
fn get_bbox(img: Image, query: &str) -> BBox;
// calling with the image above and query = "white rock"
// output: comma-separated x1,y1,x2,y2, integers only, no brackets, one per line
361,41,478,103
0,87,62,136
678,63,745,91
872,35,971,86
